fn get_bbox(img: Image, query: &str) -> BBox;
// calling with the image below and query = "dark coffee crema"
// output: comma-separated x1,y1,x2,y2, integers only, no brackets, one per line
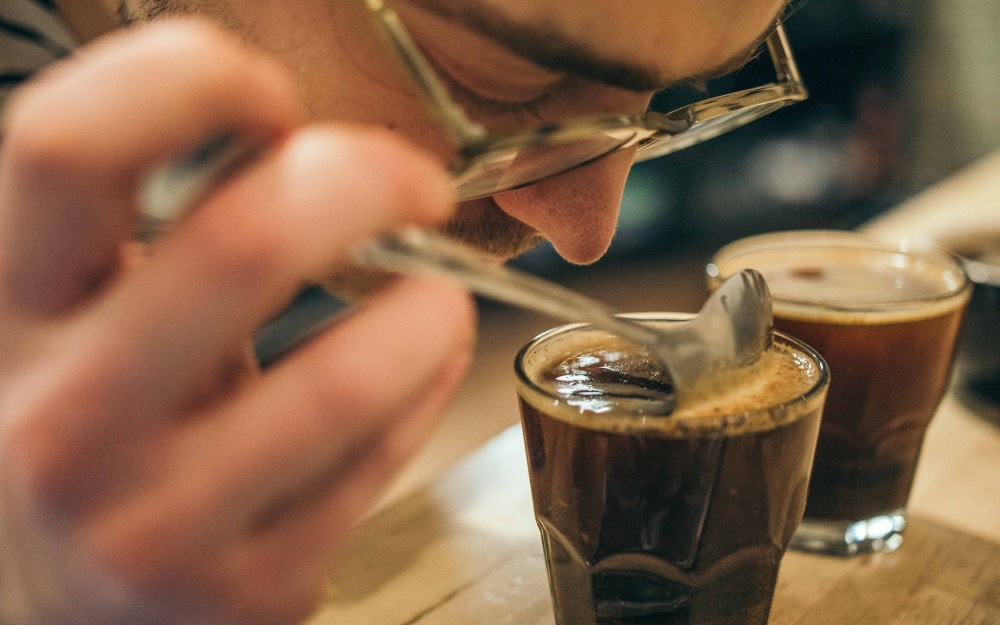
711,237,971,523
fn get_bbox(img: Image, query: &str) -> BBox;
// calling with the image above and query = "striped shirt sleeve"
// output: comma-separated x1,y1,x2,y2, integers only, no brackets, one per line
1,0,79,110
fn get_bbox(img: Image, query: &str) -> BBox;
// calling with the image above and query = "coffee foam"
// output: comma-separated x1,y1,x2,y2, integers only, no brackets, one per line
671,346,819,425
517,328,824,438
716,246,969,324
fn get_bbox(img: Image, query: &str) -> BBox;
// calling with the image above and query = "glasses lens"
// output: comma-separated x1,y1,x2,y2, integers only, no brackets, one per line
452,128,637,200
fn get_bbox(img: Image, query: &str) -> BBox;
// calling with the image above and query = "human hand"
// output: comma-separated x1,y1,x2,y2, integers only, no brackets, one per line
0,20,474,625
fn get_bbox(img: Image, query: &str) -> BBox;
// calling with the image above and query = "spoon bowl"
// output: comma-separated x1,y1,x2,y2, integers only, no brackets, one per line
651,267,773,392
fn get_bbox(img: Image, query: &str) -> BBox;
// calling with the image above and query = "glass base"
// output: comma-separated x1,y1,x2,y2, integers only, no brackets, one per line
791,509,906,557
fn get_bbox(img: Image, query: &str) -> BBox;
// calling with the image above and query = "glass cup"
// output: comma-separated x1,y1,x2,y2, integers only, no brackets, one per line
707,230,972,556
516,314,829,625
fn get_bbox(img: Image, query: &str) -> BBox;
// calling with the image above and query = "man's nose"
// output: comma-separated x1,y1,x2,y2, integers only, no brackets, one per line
491,148,637,265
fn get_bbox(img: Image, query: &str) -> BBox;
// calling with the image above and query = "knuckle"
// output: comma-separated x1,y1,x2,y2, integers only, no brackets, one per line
0,356,133,509
221,562,325,625
81,529,150,589
189,214,292,289
2,97,89,182
80,513,190,594
294,126,450,221
302,367,371,424
1,400,86,507
348,128,447,200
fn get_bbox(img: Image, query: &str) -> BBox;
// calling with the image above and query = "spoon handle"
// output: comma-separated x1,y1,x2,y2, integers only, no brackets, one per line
359,227,669,352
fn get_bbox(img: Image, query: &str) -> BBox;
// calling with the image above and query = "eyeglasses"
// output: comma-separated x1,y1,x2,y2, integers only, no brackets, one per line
365,0,808,201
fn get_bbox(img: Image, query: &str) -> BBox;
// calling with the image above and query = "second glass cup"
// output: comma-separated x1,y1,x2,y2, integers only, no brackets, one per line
708,230,971,556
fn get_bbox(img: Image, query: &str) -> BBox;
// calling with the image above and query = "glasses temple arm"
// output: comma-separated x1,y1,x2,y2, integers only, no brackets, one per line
365,0,488,145
767,23,803,85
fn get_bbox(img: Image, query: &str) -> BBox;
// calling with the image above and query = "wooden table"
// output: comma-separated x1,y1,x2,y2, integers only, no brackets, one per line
303,389,1000,625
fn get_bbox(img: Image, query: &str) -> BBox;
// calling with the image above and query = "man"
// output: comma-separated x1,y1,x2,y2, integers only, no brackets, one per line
0,1,794,623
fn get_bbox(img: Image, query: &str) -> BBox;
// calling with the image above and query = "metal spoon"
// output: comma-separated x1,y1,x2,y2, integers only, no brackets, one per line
141,135,773,403
359,227,773,402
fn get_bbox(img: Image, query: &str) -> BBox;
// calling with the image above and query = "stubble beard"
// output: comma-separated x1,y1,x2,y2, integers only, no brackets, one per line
316,197,546,300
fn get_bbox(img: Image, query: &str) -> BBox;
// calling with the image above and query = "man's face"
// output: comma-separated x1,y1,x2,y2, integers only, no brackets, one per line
126,0,787,269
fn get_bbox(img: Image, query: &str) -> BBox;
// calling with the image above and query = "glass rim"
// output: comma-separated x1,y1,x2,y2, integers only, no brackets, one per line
708,230,973,314
514,312,830,432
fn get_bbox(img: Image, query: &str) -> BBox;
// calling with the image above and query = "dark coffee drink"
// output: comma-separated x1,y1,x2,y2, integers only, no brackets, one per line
516,317,828,625
774,305,965,519
709,231,971,555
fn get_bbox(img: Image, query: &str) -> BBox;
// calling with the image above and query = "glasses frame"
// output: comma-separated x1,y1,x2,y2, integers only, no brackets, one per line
365,0,808,200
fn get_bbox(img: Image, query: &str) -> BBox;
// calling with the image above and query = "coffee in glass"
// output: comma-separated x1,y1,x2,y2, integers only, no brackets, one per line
708,230,971,556
516,314,828,625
